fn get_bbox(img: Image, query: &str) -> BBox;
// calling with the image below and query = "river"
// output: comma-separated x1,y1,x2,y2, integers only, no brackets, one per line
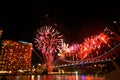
0,74,105,80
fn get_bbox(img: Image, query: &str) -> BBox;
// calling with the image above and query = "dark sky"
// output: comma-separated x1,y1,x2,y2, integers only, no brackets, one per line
0,0,120,42
0,0,120,65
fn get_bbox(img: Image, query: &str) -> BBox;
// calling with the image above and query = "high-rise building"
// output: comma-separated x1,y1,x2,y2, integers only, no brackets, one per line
0,40,32,73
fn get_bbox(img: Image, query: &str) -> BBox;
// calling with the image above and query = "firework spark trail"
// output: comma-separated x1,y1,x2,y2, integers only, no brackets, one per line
79,33,109,59
35,26,63,54
35,25,110,62
34,26,63,63
61,32,109,60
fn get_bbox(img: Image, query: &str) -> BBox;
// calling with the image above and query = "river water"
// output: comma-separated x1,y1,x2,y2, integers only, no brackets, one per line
0,74,105,80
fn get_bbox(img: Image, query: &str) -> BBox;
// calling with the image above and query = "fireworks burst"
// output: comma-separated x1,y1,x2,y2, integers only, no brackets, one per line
60,32,109,60
34,26,63,55
34,26,110,63
79,32,109,59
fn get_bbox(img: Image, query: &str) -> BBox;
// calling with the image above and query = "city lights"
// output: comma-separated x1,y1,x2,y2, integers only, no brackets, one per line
0,40,32,74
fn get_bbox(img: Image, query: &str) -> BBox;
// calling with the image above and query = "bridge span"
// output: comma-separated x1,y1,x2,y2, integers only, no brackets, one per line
54,43,120,68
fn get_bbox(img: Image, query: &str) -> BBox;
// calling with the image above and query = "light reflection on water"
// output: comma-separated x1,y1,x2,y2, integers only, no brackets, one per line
0,74,105,80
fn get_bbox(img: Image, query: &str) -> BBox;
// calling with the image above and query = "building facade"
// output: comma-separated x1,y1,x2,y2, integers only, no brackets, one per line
0,40,32,73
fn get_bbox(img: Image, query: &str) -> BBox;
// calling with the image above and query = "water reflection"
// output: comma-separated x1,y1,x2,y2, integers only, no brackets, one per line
37,75,40,80
0,74,105,80
81,74,85,80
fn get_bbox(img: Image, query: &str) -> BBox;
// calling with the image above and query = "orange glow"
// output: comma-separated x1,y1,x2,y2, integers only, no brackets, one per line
79,33,109,59
61,32,109,60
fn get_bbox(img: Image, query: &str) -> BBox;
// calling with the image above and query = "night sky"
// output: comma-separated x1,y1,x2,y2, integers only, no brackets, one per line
0,0,120,65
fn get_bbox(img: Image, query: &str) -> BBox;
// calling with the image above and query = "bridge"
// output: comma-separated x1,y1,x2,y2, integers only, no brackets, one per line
54,42,120,68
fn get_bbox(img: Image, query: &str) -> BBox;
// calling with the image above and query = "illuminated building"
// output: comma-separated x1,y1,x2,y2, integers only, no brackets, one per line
0,40,32,73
